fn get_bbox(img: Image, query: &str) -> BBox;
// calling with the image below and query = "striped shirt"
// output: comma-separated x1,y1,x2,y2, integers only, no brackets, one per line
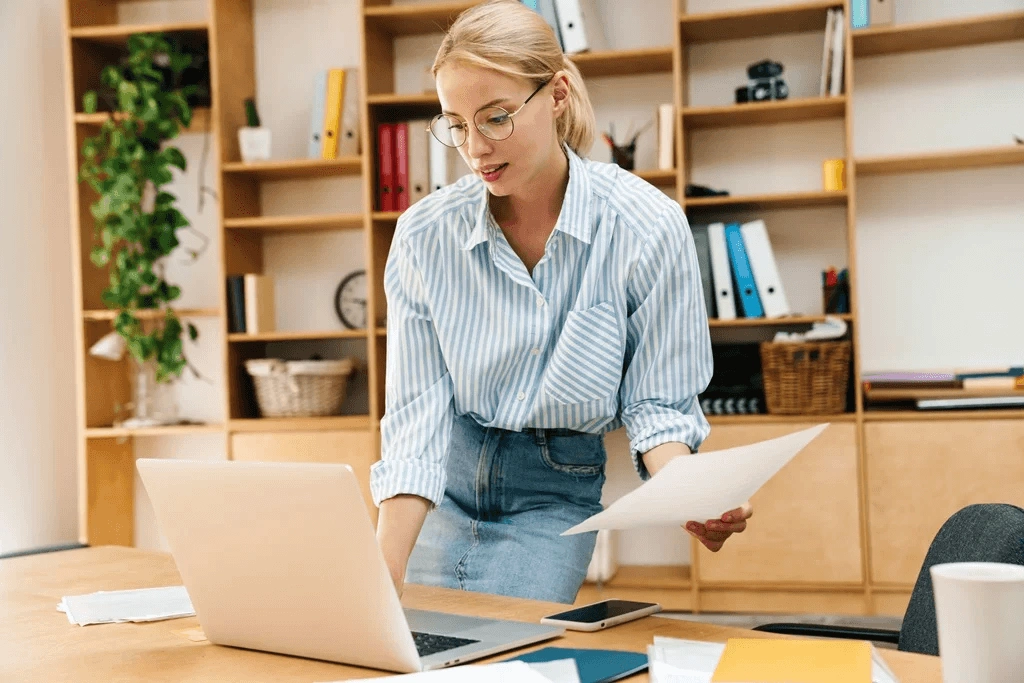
370,145,713,507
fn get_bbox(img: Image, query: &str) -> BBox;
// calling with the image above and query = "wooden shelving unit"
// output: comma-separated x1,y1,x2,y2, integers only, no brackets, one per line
682,96,846,129
856,145,1024,176
68,20,208,44
679,0,840,43
222,157,363,180
709,313,853,329
686,190,848,211
568,46,673,78
227,329,368,343
223,214,364,233
363,1,480,36
852,9,1024,57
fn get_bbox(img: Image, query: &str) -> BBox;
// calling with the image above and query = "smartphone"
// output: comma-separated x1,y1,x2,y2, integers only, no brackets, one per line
539,599,661,632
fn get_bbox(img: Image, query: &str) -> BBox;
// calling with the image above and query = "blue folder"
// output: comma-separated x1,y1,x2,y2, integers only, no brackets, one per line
503,646,648,683
724,222,763,318
851,0,869,29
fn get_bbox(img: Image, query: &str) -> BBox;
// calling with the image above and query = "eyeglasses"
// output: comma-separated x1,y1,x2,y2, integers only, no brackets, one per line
428,78,551,148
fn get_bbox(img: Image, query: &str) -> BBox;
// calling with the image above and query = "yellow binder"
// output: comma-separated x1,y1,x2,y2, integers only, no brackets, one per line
711,638,872,683
321,68,345,160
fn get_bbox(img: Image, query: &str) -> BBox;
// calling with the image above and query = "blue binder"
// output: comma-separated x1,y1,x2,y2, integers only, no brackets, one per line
851,0,869,29
504,647,648,683
724,222,763,318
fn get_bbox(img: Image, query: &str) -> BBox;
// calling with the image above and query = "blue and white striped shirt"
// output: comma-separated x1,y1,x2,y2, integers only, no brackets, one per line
370,145,713,508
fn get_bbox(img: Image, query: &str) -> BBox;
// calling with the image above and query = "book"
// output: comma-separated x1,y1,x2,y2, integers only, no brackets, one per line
243,274,275,334
711,638,871,683
656,103,674,170
819,9,836,96
505,647,647,683
829,9,846,96
226,276,246,334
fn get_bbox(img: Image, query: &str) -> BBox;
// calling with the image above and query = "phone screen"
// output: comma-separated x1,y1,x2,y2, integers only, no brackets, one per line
544,600,655,624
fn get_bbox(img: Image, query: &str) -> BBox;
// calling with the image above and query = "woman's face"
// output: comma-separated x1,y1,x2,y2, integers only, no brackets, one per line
435,62,565,197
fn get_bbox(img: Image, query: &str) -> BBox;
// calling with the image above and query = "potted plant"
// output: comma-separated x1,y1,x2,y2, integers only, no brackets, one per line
78,32,208,425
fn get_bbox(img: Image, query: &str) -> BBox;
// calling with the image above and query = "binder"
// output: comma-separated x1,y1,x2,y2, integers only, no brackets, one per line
689,224,717,319
707,223,736,321
851,0,869,29
656,103,674,171
307,70,328,158
377,123,396,211
536,0,564,50
407,118,430,205
394,122,410,212
243,274,276,334
870,0,894,26
338,68,361,156
226,276,246,333
740,219,791,318
553,0,607,54
321,68,345,159
724,222,763,318
428,133,451,192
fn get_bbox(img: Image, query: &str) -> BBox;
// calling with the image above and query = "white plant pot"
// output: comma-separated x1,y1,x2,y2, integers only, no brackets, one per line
238,126,272,162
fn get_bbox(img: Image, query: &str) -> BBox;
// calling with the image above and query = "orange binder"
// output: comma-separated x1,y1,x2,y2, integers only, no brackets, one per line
711,639,872,683
321,68,345,160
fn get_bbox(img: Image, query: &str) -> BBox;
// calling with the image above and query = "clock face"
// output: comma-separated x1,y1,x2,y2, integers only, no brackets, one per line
335,270,367,330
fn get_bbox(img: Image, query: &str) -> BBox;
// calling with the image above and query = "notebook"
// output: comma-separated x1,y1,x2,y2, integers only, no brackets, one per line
710,638,872,683
504,646,648,683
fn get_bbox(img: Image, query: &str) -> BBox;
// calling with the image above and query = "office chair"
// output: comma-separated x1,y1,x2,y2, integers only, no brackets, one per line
753,503,1024,655
0,542,88,561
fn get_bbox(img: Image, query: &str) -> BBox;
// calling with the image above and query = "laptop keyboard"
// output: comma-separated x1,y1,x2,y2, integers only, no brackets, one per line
411,631,480,657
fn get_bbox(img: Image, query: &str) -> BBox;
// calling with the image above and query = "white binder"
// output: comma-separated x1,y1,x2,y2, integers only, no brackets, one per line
740,219,791,319
829,9,846,96
553,0,607,54
338,68,361,156
428,134,450,193
408,119,430,205
307,70,327,158
707,223,736,321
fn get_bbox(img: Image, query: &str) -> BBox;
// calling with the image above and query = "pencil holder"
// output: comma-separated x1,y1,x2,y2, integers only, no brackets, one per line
610,142,637,171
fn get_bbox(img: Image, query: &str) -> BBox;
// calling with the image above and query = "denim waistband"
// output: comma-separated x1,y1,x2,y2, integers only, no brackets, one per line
455,413,593,444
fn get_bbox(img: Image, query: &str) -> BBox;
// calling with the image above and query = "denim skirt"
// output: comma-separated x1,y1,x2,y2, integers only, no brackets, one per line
406,413,606,604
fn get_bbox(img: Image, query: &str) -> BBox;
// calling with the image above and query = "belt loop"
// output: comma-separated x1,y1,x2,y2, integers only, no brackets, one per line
532,427,546,446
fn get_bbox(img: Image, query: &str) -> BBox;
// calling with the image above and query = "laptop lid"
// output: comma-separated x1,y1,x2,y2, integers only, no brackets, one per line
136,458,422,673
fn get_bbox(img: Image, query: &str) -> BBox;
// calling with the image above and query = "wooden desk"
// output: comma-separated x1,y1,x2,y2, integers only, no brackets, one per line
1,547,941,682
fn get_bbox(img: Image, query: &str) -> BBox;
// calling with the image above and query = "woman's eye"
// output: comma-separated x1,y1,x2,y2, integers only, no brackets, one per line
488,114,509,125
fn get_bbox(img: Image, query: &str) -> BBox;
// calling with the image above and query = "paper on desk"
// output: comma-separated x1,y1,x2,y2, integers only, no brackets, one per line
528,659,581,683
321,661,554,683
563,424,828,535
57,586,194,626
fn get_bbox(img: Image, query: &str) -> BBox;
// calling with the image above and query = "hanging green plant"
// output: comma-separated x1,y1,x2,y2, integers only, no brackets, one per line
79,32,206,383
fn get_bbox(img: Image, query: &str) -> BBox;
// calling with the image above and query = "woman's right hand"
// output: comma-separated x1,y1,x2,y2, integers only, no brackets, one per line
376,494,432,599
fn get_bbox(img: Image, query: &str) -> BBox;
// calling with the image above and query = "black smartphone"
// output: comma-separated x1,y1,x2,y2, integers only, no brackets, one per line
539,599,661,632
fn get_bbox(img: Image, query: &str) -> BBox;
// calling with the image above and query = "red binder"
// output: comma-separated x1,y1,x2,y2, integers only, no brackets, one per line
377,123,395,212
394,122,409,212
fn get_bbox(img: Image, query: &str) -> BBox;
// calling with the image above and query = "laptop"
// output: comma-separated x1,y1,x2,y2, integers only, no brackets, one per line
136,458,563,673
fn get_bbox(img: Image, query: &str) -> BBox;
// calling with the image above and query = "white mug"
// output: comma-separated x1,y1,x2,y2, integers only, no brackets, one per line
931,562,1024,683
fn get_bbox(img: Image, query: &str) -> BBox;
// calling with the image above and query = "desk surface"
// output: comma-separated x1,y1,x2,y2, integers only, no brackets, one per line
1,547,941,682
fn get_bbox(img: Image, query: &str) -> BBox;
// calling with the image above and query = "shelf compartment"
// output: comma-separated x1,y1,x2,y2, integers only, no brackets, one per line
680,1,840,43
863,409,1024,422
634,168,677,187
74,108,211,134
709,314,853,329
228,329,368,343
686,190,848,211
852,10,1024,57
708,413,857,425
856,145,1024,176
569,46,674,78
83,307,220,321
372,211,404,222
594,565,691,590
223,214,364,233
222,157,363,180
682,96,846,129
229,415,373,432
85,423,224,439
364,1,480,36
69,21,209,45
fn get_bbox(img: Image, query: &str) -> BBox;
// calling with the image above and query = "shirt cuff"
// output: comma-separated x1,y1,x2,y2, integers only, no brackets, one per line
370,458,447,509
628,415,710,481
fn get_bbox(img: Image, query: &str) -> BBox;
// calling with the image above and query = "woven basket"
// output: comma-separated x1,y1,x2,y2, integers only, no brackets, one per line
759,340,851,415
245,358,354,418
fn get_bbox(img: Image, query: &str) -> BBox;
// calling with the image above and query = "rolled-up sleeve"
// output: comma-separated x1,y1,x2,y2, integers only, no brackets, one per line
619,203,713,480
369,231,454,508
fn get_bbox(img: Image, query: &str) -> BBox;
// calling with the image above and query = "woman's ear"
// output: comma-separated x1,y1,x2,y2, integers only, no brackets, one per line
551,71,571,117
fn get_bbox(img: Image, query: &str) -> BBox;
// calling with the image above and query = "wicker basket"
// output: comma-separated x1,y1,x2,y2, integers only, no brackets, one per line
245,358,354,418
759,340,851,415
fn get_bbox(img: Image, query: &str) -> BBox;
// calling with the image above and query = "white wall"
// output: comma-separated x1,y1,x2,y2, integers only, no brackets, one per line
0,0,78,554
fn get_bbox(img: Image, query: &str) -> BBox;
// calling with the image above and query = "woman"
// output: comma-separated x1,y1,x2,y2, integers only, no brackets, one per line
370,0,753,605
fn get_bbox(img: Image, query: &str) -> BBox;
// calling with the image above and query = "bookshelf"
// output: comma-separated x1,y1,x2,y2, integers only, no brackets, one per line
62,0,1024,616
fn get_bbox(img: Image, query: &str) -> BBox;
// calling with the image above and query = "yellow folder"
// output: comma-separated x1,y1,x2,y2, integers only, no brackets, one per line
711,638,872,683
321,68,345,160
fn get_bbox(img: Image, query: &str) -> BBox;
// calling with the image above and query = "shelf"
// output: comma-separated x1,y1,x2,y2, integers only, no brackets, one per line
856,145,1024,176
852,10,1024,57
74,108,211,135
83,308,220,322
375,327,387,337
227,329,368,343
229,415,373,432
69,21,209,45
708,413,856,425
686,190,847,211
569,46,673,78
682,96,846,130
372,211,404,222
223,214,364,233
364,1,480,36
864,409,1024,422
709,314,853,328
680,1,839,43
634,168,677,187
596,565,691,590
222,157,362,180
85,423,223,439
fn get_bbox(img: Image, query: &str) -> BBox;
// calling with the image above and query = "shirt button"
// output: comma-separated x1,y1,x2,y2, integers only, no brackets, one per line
530,348,540,356
517,391,526,401
536,296,545,307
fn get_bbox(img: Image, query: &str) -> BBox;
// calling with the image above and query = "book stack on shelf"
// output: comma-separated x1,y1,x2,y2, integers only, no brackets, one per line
864,368,1024,412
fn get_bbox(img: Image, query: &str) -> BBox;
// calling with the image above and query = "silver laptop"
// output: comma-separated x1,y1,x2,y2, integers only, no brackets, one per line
136,458,562,673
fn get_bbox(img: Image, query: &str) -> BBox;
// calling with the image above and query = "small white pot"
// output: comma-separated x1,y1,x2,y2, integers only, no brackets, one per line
238,126,272,162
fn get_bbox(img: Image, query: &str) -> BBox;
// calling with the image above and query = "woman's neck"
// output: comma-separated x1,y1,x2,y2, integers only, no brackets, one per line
490,144,570,227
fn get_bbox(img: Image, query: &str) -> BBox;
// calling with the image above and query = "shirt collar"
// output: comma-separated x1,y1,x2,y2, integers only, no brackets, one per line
461,143,593,251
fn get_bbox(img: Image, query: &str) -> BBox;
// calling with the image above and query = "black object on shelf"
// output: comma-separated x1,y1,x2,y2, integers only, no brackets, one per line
685,183,730,198
700,344,766,415
736,59,789,104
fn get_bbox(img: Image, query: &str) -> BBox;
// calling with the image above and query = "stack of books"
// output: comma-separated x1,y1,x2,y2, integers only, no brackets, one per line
863,368,1024,411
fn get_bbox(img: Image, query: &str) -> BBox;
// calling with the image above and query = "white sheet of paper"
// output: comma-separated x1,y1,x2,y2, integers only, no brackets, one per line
528,658,581,683
320,661,552,683
58,586,194,626
647,636,726,683
563,424,828,535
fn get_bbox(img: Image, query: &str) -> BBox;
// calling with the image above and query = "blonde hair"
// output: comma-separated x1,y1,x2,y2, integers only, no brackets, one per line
431,0,595,156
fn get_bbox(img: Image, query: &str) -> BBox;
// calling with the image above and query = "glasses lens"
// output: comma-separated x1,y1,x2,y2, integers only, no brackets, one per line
429,115,466,148
475,107,513,142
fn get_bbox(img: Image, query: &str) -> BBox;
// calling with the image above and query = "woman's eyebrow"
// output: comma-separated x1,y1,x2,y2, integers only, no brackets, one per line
442,96,510,116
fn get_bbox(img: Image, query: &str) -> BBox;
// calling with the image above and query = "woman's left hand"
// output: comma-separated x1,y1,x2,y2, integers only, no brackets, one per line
685,502,753,552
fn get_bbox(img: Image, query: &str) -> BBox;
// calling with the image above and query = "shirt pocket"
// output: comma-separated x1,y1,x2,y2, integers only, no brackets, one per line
542,301,626,404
